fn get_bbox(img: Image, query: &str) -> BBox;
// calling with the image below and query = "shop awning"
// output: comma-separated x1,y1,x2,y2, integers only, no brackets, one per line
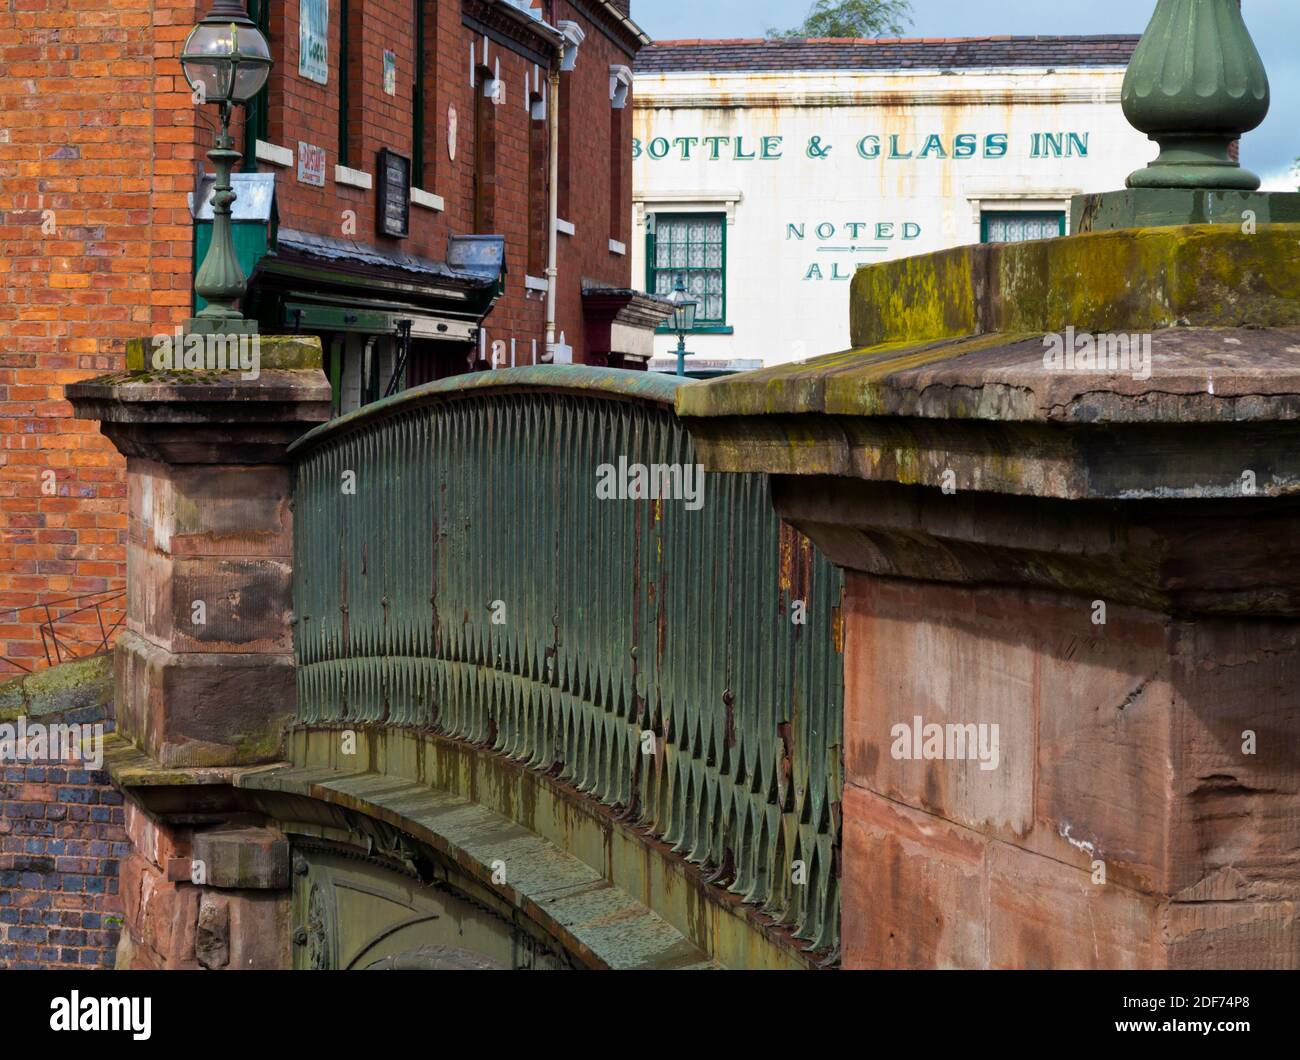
247,228,505,341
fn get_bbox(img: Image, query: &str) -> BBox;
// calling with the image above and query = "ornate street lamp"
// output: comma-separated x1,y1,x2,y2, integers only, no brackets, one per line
180,1,273,333
667,274,698,378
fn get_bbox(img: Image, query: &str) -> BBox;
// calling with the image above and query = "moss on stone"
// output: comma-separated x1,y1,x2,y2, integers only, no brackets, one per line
0,653,114,723
848,224,1300,349
124,333,323,372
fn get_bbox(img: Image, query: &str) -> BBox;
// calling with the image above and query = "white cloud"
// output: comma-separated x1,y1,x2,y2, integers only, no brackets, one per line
1259,166,1299,193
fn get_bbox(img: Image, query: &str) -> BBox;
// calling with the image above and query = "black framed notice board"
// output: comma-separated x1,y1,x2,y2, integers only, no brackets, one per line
377,148,411,238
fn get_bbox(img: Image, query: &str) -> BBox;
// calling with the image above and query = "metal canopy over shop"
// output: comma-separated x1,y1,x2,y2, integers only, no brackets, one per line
212,220,508,414
247,228,504,341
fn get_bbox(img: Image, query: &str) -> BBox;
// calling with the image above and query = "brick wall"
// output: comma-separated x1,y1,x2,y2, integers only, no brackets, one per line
0,655,128,969
257,0,639,360
0,0,645,667
0,0,202,671
551,0,636,356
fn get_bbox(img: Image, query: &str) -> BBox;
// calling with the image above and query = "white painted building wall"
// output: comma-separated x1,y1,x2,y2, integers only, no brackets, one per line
632,65,1156,367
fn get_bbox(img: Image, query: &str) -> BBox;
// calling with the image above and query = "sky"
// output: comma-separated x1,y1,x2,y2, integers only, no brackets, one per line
635,0,1298,185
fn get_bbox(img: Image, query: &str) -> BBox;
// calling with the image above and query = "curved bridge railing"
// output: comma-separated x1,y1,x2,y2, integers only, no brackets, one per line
287,366,844,954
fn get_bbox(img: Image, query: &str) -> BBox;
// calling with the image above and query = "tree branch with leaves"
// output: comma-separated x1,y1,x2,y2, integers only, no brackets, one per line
769,0,914,40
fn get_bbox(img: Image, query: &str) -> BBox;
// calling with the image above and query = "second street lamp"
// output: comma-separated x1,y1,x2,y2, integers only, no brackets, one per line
668,274,698,378
180,0,273,334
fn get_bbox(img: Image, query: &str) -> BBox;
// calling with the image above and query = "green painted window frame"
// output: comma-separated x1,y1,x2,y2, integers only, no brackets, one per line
980,210,1066,244
413,0,426,187
646,211,729,332
338,0,351,168
240,0,271,172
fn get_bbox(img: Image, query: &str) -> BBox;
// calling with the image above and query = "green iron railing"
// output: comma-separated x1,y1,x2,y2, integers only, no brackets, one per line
288,366,844,954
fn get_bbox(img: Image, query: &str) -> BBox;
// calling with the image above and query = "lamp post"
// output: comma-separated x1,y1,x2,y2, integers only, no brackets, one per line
667,274,698,378
179,0,272,334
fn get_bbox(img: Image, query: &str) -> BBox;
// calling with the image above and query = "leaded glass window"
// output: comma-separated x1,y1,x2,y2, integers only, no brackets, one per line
981,211,1065,244
647,213,725,326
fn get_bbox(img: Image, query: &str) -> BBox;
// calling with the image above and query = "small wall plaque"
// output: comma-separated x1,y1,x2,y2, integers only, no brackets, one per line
383,50,396,95
297,141,327,186
299,0,329,84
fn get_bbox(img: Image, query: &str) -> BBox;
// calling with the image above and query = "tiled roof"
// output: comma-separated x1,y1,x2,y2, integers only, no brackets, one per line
635,36,1140,73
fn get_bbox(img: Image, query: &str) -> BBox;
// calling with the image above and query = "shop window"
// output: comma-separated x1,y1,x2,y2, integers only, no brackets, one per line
981,211,1065,243
646,213,726,327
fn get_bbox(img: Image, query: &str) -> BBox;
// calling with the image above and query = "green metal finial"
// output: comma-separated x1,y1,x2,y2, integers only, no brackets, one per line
1122,0,1269,190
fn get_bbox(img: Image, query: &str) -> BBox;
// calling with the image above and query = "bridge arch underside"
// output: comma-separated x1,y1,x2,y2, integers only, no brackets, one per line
239,726,812,970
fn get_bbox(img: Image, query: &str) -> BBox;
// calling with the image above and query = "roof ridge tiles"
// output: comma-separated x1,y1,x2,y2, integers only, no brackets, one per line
636,35,1142,73
645,34,1141,48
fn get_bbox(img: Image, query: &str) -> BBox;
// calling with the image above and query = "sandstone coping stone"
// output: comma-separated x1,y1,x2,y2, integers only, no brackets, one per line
677,226,1300,615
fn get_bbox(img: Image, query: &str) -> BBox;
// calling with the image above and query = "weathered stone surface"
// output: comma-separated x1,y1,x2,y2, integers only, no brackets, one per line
192,826,290,890
127,545,294,654
115,630,294,767
196,892,230,969
0,653,114,723
124,801,191,873
66,353,332,467
1163,899,1299,970
224,890,291,970
770,478,1300,616
845,224,1300,349
842,776,1298,969
124,333,324,373
678,228,1300,518
67,347,317,973
986,841,1160,970
116,834,291,970
680,327,1300,502
1167,619,1300,901
841,784,986,969
844,571,1300,902
119,852,202,969
844,576,1035,839
681,325,1300,426
128,459,293,559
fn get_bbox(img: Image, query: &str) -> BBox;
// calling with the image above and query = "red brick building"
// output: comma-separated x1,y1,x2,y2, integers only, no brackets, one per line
0,0,661,672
